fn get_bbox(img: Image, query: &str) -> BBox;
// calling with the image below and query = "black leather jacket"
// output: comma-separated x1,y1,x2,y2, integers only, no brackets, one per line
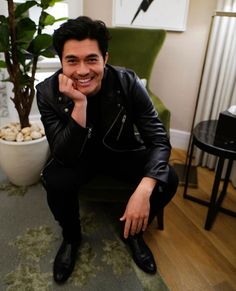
36,64,171,183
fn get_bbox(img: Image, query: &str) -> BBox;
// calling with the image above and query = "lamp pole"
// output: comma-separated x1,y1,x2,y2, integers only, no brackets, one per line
173,11,236,187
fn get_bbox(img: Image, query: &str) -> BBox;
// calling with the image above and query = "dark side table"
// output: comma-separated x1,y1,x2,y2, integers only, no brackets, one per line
183,120,236,230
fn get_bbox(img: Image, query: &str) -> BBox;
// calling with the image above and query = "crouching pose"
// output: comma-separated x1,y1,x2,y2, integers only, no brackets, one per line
36,16,178,284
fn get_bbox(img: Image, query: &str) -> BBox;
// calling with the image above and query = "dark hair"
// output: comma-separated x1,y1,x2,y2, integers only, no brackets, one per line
53,16,110,60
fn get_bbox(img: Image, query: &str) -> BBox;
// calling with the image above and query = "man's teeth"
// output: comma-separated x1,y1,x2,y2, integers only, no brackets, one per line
78,78,90,83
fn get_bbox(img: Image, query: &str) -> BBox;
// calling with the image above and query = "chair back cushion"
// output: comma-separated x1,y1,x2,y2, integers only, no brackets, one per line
107,27,166,83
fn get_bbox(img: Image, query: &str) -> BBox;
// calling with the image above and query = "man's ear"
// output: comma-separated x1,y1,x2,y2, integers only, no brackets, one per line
104,52,109,65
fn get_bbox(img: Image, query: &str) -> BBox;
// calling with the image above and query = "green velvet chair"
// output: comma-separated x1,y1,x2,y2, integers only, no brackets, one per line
107,27,170,131
79,27,168,230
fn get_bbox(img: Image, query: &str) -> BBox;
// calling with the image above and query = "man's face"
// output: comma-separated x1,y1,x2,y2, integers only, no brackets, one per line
61,38,108,96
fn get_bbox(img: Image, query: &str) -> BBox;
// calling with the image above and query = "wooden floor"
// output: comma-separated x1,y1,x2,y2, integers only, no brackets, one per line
145,148,236,291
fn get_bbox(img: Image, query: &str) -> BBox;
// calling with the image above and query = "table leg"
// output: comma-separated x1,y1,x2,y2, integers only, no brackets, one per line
215,159,233,214
183,140,195,198
204,157,224,230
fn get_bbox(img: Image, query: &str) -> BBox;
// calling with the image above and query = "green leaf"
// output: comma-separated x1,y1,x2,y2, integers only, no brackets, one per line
40,48,55,58
40,11,67,29
40,0,51,9
15,1,38,18
29,34,52,54
0,60,7,68
40,0,63,9
17,50,27,67
16,18,36,44
53,17,68,23
0,19,10,51
18,72,32,88
48,0,64,7
40,11,56,26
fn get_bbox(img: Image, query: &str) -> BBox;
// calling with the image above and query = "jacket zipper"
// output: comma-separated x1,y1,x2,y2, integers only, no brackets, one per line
87,127,92,138
103,106,124,143
79,127,92,155
116,114,126,140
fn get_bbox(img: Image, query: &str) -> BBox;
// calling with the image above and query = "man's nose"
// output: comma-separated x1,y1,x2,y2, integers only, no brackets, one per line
76,62,89,75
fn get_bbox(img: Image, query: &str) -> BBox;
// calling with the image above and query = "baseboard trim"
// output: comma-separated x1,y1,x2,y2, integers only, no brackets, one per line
170,128,190,150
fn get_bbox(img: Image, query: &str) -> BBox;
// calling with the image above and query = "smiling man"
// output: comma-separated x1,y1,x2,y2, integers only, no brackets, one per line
59,38,108,129
36,16,178,284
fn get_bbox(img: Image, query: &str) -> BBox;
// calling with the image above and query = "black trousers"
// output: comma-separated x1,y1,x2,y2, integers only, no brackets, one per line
42,148,178,242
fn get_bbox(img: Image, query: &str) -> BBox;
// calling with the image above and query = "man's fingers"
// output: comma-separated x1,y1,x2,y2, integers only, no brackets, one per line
130,219,138,236
142,217,149,232
124,219,131,239
136,219,144,234
123,217,148,238
120,209,126,221
59,74,73,91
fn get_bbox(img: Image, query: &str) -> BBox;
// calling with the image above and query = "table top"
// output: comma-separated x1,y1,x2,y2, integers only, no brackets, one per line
193,120,236,159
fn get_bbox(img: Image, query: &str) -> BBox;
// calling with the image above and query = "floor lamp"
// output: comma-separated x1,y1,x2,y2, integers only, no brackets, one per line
173,11,236,187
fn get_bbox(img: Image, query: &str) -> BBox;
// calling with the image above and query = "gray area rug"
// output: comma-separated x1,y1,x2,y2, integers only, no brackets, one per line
0,171,169,291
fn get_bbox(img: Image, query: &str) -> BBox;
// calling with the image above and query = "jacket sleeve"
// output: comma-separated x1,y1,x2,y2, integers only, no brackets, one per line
36,84,91,166
131,76,171,184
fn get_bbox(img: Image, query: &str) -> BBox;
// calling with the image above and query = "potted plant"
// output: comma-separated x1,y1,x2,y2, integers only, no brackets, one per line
0,0,65,186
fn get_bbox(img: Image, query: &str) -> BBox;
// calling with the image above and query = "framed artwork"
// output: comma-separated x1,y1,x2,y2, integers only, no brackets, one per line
112,0,190,31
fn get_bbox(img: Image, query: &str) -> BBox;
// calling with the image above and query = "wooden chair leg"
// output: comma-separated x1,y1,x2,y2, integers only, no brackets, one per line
157,208,164,230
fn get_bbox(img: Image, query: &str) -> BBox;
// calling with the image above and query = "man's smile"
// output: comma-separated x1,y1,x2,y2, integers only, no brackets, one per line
73,76,94,87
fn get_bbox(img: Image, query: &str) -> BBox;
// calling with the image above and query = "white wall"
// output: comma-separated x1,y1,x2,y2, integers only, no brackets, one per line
1,0,218,149
84,0,217,149
153,0,217,148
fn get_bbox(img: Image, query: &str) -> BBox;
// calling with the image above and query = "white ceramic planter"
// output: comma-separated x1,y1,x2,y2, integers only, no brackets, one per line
0,135,49,186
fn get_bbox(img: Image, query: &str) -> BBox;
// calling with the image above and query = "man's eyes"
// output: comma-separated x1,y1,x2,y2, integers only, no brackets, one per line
87,58,99,63
67,59,76,63
67,58,99,64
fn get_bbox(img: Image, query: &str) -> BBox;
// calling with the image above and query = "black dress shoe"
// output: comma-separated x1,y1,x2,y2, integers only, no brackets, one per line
125,234,157,274
53,239,80,283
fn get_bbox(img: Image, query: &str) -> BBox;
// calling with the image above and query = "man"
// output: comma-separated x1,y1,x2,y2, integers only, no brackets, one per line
36,16,178,284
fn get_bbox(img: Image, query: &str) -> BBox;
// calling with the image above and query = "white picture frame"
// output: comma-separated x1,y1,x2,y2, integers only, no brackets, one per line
112,0,190,31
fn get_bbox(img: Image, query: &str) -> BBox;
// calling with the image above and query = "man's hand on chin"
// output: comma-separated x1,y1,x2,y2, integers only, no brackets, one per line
58,73,87,103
